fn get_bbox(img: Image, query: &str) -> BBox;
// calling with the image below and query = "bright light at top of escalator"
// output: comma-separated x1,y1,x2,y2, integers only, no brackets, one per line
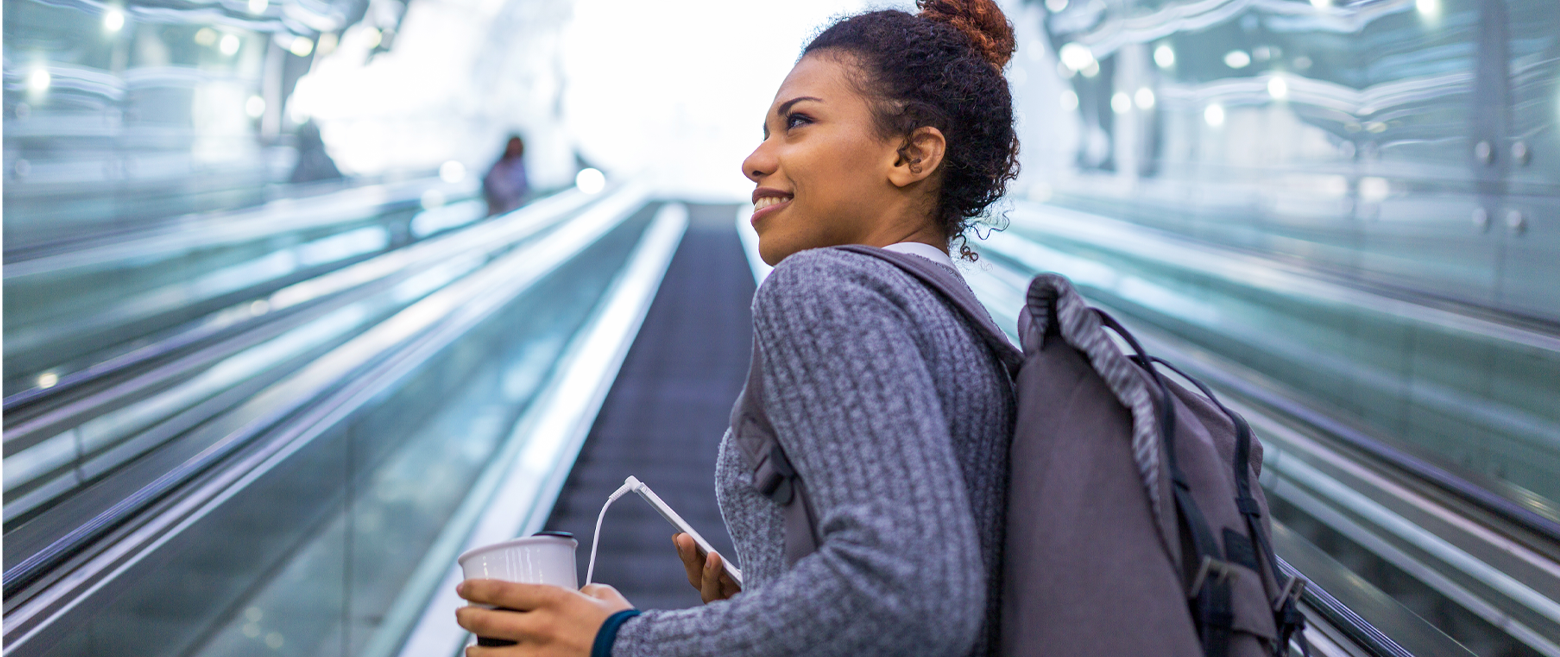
220,33,241,56
1111,92,1132,114
1224,50,1251,69
576,168,606,195
1268,77,1289,100
26,68,50,93
1135,87,1156,109
248,0,268,13
246,95,266,118
1059,43,1096,74
1153,45,1175,69
290,37,315,58
1310,0,1330,8
195,27,217,46
1204,104,1226,127
1416,0,1440,18
440,160,466,183
103,8,125,32
1044,0,1068,12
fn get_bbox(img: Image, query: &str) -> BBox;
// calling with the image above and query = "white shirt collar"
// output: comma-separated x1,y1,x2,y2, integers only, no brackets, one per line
882,242,958,272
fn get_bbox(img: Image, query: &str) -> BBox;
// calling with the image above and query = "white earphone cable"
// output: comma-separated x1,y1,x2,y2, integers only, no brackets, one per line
586,480,637,586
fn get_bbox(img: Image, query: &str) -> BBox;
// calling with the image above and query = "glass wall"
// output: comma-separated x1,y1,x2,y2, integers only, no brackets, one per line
1010,0,1560,324
1,0,370,246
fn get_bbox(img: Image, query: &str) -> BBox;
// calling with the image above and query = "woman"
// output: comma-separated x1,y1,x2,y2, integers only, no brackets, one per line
455,1,1021,654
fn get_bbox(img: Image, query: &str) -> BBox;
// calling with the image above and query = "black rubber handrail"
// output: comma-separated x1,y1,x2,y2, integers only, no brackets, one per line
3,174,449,266
2,188,487,414
980,246,1560,549
1182,356,1560,547
1275,557,1417,657
1,186,644,605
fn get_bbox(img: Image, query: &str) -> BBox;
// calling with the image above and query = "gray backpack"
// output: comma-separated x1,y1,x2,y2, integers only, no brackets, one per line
731,245,1309,657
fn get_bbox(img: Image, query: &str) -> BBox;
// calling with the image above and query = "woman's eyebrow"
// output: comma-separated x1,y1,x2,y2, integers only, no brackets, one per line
776,96,823,116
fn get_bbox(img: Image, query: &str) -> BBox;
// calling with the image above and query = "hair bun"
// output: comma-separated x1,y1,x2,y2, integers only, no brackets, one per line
918,0,1016,69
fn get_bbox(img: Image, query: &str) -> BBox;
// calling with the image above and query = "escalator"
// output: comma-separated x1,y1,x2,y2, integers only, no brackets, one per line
6,185,1552,657
2,183,670,657
2,175,480,400
956,201,1560,657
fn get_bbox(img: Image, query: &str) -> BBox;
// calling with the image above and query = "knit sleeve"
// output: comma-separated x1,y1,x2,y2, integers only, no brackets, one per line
610,249,986,657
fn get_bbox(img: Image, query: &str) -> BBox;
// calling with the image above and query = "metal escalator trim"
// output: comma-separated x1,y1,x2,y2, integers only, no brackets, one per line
973,233,1560,546
2,189,593,440
0,184,653,641
1270,538,1435,657
1099,304,1560,651
1,194,596,520
1,229,391,361
1,188,590,414
1001,202,1560,356
1263,442,1560,654
956,260,1551,655
1181,349,1560,545
2,177,474,279
1272,517,1476,657
377,203,689,657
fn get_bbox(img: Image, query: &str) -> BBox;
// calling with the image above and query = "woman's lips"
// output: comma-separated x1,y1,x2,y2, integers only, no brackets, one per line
751,196,792,224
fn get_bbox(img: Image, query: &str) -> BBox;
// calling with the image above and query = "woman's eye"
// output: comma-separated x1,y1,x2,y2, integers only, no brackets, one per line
784,113,811,130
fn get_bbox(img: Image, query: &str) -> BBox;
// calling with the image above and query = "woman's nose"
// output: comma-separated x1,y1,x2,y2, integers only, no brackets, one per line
742,140,777,184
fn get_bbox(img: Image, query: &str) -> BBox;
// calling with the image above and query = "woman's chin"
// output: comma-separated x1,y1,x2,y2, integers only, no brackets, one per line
756,236,800,267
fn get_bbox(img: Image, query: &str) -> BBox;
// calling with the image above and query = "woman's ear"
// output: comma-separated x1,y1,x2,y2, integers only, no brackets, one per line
887,126,947,188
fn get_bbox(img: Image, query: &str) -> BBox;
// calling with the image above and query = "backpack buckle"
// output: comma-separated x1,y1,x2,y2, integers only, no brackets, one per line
752,444,797,505
1274,575,1308,611
1188,556,1236,597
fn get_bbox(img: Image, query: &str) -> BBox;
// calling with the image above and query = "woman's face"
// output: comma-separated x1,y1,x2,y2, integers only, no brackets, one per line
742,53,931,265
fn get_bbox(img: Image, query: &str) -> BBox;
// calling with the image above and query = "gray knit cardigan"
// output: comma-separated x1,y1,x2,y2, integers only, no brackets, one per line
612,247,1016,656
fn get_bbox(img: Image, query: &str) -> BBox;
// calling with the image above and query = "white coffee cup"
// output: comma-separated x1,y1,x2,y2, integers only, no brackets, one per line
458,531,579,589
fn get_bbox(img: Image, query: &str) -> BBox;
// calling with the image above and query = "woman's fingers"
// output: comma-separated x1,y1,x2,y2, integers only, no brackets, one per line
454,605,538,642
699,552,724,603
458,579,564,611
453,580,630,657
720,571,742,599
673,534,704,590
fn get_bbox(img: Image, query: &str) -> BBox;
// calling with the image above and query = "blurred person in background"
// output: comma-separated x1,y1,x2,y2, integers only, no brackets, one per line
289,120,344,184
454,1,1024,655
485,135,531,216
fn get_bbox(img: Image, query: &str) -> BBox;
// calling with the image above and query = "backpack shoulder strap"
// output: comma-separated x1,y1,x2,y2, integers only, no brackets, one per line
833,244,1023,376
730,336,820,566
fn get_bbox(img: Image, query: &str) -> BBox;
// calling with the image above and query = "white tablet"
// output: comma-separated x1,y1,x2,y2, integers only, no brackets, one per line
625,476,743,586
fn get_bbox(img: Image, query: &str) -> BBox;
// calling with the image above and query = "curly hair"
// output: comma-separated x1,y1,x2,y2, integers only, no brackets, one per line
804,0,1020,260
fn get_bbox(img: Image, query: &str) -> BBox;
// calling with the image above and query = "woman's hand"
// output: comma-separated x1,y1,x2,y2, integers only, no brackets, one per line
454,580,632,656
674,533,741,603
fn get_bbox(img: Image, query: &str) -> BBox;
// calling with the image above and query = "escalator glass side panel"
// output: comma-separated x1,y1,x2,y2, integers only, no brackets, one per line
985,222,1560,530
5,210,656,657
1270,522,1473,657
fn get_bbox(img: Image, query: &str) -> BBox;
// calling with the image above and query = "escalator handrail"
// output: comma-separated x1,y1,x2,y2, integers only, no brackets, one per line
0,185,650,607
978,227,1560,547
1005,202,1560,356
1,188,588,417
1276,556,1417,657
3,177,474,279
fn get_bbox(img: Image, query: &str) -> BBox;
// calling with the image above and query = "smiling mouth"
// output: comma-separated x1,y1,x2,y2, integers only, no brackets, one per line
754,195,790,212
